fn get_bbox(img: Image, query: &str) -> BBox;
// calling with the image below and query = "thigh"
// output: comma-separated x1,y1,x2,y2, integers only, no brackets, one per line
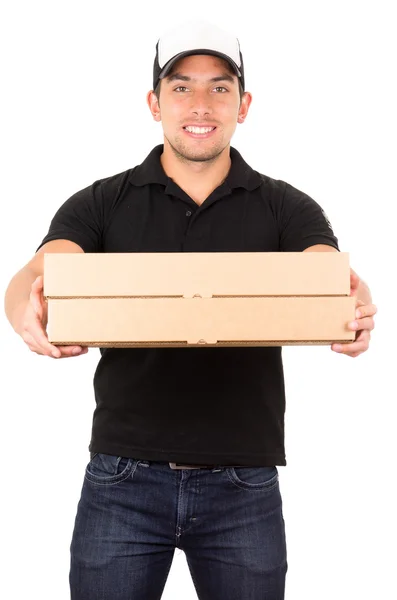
182,466,287,600
69,453,176,600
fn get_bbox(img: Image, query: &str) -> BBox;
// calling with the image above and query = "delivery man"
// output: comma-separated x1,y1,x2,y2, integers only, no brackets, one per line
4,19,377,600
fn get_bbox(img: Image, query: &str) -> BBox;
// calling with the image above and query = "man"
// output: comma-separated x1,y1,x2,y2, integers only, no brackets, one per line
4,20,376,600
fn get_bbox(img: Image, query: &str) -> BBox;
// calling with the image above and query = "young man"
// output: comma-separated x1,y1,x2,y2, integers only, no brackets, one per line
4,20,376,600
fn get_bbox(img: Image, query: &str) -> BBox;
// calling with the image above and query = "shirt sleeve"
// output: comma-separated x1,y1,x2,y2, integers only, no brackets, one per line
35,182,104,253
278,182,340,252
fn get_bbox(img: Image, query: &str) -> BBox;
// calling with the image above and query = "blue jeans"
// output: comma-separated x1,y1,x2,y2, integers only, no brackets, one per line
69,453,288,599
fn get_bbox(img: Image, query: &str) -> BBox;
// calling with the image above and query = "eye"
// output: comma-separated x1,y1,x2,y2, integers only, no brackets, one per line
174,86,189,92
214,86,228,93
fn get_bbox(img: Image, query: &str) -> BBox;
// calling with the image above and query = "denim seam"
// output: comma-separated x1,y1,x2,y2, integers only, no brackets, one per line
225,468,279,492
84,459,139,486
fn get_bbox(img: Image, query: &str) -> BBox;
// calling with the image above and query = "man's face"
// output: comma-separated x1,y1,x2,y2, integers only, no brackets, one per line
148,54,251,163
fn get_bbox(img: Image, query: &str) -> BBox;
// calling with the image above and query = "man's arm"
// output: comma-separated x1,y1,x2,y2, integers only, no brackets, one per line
303,244,377,356
5,239,84,334
4,239,87,359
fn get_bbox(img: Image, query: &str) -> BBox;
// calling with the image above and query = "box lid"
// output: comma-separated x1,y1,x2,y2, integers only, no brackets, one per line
43,252,350,298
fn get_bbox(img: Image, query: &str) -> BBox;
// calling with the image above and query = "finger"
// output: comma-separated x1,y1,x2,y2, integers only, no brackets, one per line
348,317,375,332
21,329,43,354
332,331,370,354
355,304,378,319
31,275,44,293
55,345,88,357
22,320,88,357
332,341,368,354
29,279,88,358
355,299,365,310
22,329,59,358
350,270,360,295
24,318,64,357
30,277,45,316
24,335,87,359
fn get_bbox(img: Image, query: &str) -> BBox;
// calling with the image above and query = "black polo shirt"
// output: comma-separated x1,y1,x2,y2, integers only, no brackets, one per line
37,144,339,466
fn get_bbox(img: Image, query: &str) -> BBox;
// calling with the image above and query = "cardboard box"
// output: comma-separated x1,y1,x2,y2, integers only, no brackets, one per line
44,252,356,347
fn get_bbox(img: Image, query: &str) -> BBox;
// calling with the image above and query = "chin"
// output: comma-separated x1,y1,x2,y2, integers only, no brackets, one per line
171,139,229,163
183,149,223,162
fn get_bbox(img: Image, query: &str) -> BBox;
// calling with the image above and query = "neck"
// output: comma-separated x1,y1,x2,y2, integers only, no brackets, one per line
160,140,231,205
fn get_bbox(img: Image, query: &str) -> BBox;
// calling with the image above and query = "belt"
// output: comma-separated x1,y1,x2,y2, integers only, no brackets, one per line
168,462,241,470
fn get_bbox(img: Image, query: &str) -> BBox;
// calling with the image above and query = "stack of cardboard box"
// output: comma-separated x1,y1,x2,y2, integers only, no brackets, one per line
44,252,355,347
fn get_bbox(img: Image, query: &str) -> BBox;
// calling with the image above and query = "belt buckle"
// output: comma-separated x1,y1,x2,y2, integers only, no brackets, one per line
169,462,204,470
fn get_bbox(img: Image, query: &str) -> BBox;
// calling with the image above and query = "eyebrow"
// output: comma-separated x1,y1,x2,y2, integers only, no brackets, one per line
165,72,235,84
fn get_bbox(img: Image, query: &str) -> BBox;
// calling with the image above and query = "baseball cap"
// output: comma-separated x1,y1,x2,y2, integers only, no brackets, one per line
153,20,245,91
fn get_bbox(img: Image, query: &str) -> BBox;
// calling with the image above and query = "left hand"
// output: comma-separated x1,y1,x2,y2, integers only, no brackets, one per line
331,271,377,358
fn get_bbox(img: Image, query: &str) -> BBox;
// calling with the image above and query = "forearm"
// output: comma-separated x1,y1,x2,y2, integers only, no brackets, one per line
4,266,39,335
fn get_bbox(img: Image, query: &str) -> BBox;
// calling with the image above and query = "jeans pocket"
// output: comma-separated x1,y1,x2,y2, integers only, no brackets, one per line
226,466,279,491
85,452,137,486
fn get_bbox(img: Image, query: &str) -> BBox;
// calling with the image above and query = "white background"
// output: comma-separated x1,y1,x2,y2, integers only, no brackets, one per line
1,1,395,598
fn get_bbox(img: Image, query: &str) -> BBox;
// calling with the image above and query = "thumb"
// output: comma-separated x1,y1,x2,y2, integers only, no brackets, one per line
30,276,45,317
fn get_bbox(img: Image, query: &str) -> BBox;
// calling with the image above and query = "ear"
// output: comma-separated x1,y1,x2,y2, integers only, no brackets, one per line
147,90,161,122
237,91,253,124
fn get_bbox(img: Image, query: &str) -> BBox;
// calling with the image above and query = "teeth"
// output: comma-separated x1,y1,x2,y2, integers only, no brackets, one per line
185,126,215,134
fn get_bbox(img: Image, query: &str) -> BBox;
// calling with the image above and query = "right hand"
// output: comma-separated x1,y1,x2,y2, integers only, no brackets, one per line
20,275,89,359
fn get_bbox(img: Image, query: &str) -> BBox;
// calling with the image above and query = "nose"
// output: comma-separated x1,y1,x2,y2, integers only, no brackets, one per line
190,89,213,118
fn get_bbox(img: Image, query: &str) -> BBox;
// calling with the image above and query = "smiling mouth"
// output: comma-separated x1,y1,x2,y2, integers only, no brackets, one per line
183,126,217,137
